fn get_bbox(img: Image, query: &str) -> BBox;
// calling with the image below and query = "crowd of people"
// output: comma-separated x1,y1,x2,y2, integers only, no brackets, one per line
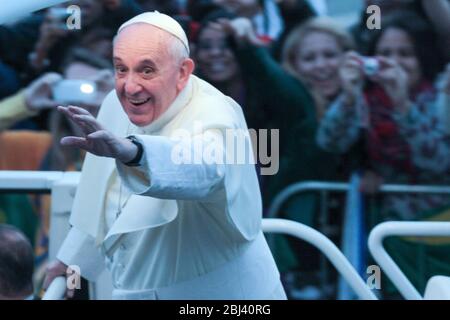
0,0,449,300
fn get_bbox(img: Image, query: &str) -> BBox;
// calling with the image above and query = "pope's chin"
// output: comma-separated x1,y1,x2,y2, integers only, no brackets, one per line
122,103,156,127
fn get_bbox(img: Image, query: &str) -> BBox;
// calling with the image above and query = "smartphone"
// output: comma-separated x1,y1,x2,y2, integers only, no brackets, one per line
52,79,97,105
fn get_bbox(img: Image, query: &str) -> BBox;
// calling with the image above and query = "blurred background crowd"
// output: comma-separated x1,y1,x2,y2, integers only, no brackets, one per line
0,0,449,300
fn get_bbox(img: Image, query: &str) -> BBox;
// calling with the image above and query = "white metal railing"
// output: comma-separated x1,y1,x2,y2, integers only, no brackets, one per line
1,171,449,300
267,181,450,218
42,277,66,300
39,218,377,300
266,181,450,298
0,171,69,191
262,218,377,300
368,221,450,300
42,218,378,300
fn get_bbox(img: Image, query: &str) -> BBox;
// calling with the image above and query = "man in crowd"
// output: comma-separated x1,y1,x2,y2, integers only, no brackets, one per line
0,224,35,300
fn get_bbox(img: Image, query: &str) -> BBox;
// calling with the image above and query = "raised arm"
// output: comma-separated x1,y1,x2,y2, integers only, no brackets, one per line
115,130,228,200
0,73,62,131
57,105,248,202
392,81,450,175
210,18,316,125
317,52,365,153
316,94,362,154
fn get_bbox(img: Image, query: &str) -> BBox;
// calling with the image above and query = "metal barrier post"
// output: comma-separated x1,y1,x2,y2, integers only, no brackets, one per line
262,218,377,300
368,221,450,300
49,172,80,261
2,172,449,300
42,277,66,300
318,190,329,295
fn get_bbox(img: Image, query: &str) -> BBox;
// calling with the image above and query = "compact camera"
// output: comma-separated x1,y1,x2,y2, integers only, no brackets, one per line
361,57,380,77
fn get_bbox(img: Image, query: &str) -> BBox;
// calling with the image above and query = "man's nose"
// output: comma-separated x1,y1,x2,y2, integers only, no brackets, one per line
124,75,143,95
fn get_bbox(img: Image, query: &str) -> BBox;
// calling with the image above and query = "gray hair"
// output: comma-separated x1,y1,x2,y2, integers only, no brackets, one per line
167,34,189,64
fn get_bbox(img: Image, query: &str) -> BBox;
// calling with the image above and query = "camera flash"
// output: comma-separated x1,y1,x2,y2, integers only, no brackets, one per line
363,57,379,76
80,83,94,94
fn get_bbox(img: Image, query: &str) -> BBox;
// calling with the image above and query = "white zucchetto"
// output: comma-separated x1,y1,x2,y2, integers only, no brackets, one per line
118,11,190,54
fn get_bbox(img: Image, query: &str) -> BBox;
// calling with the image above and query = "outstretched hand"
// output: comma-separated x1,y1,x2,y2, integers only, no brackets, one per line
58,105,137,163
208,17,267,47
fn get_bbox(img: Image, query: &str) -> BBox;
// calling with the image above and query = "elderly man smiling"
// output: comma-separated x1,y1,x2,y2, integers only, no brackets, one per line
44,11,285,300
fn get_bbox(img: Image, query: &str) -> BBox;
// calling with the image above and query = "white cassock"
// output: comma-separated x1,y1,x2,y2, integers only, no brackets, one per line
57,75,286,300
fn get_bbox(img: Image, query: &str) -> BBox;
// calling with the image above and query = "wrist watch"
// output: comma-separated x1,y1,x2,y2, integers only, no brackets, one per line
124,135,144,167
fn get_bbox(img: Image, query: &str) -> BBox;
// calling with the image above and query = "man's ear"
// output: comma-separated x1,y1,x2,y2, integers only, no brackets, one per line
177,58,195,92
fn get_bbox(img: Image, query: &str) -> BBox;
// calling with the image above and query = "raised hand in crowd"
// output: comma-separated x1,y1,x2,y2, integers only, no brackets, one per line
28,8,72,71
208,17,267,47
339,51,411,114
371,56,411,114
24,72,63,112
339,51,365,107
23,70,114,115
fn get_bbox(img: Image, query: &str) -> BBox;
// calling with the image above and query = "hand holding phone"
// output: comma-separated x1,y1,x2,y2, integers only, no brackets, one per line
52,79,98,105
24,72,63,111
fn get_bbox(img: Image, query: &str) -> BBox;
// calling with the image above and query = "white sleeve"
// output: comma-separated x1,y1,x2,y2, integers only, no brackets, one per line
115,131,226,201
56,227,105,282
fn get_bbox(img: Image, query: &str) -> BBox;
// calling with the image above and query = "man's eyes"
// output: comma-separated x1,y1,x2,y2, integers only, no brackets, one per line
114,65,127,74
113,66,156,76
142,67,155,75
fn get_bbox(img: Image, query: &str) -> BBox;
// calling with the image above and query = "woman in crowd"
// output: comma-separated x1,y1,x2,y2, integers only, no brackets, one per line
317,11,450,296
352,0,450,60
194,11,244,106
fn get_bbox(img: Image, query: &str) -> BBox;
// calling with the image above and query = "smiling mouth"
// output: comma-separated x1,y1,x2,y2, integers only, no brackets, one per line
128,97,151,106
